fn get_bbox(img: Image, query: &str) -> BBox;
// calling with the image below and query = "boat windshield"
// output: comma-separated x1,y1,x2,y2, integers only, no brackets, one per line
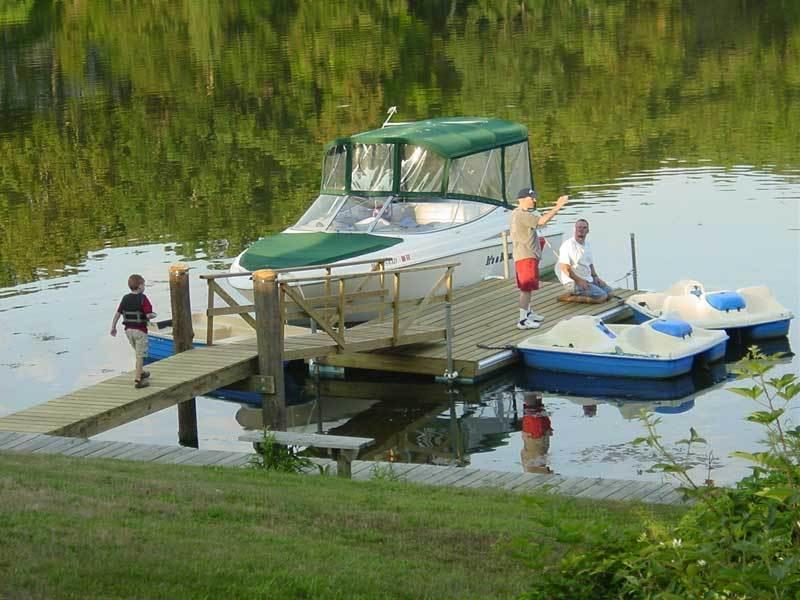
293,194,496,234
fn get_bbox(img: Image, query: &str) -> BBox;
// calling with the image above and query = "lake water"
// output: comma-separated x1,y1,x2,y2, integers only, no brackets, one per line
1,2,798,484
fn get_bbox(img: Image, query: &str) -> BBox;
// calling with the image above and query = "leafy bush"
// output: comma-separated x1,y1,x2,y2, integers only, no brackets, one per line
370,462,403,481
523,349,800,599
248,429,315,474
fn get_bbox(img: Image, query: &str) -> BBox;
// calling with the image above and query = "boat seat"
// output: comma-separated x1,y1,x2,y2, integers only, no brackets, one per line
661,294,704,317
617,324,687,355
663,279,705,297
544,316,619,353
414,203,455,225
393,203,418,227
738,285,784,314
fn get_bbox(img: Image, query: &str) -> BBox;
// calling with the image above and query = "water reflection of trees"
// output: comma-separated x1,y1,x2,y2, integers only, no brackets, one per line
1,1,798,285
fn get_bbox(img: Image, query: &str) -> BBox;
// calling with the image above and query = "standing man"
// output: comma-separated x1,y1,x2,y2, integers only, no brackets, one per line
511,188,569,329
556,219,613,301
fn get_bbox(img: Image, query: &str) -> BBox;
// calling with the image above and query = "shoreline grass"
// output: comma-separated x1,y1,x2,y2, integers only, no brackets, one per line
0,452,683,599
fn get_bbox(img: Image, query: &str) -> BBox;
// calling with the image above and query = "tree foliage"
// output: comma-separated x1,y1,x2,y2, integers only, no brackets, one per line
1,0,798,286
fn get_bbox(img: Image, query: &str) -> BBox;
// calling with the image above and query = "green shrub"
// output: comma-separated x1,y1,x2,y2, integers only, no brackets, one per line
248,429,316,474
523,349,800,599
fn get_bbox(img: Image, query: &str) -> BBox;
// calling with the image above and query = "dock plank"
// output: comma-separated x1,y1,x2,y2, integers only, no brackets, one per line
321,279,636,378
0,318,444,437
1,432,688,505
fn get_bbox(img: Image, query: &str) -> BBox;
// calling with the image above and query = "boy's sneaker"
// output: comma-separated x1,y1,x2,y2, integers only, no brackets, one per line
141,371,150,379
517,318,541,330
134,379,150,389
527,311,545,322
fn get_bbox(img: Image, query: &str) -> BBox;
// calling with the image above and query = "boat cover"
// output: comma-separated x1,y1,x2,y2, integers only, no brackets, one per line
705,291,746,312
333,117,528,160
239,232,403,271
650,318,693,338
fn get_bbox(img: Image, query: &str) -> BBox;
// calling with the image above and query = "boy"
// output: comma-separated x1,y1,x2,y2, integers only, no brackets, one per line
111,274,156,388
510,188,569,329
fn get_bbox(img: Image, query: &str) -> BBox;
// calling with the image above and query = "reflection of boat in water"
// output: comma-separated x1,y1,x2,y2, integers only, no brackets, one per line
228,117,563,317
517,315,728,379
564,395,697,420
626,279,794,340
724,335,793,362
233,371,522,466
523,360,728,402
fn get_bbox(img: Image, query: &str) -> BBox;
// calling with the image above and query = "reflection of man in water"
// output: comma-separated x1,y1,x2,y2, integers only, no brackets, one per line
520,391,554,474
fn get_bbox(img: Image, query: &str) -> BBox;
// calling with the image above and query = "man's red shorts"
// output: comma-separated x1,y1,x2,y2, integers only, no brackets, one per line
515,258,540,291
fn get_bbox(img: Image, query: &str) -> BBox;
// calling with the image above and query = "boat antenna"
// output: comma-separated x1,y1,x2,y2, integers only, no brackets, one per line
382,106,398,128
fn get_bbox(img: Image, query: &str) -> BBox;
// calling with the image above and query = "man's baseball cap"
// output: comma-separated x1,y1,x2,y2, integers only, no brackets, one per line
517,187,538,200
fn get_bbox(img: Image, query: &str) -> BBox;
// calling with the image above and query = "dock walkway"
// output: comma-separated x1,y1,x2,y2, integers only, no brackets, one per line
0,431,688,506
324,279,636,379
0,321,443,437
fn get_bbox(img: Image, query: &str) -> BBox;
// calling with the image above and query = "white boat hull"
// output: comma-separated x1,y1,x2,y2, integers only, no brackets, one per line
229,211,563,319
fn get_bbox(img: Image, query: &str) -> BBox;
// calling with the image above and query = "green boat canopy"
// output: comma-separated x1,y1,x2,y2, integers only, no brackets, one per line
330,117,528,160
239,232,403,272
320,117,534,206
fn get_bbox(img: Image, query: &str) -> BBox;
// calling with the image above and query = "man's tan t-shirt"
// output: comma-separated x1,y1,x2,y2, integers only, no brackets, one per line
510,208,542,260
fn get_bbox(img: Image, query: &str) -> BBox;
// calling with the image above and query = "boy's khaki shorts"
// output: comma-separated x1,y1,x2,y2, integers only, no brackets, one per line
125,329,149,359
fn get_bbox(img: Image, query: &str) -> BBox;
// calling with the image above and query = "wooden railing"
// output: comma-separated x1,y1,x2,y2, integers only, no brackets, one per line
199,258,456,351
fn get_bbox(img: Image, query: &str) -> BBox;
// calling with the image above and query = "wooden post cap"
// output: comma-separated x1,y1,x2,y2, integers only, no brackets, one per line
169,263,190,275
253,269,277,282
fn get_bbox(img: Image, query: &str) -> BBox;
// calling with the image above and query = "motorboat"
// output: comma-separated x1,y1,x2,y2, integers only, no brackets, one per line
228,116,563,313
626,280,793,340
517,315,728,379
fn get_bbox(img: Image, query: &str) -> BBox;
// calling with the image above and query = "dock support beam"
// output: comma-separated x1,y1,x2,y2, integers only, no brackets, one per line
253,269,286,431
169,263,198,448
630,233,639,290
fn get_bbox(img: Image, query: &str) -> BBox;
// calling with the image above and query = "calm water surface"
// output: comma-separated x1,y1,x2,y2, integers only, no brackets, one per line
1,2,798,484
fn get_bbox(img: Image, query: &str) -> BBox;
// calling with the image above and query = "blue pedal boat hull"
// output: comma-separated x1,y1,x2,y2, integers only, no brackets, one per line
630,306,791,341
630,306,791,340
517,315,729,380
519,348,696,379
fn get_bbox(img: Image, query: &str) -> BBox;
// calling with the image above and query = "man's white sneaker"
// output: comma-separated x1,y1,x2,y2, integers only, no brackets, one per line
527,311,545,322
517,318,541,330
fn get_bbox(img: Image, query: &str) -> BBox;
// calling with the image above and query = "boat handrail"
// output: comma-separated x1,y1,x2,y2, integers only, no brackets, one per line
279,262,461,285
200,257,391,280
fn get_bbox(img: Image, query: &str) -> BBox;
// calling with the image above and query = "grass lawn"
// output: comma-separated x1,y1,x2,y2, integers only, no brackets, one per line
0,452,683,599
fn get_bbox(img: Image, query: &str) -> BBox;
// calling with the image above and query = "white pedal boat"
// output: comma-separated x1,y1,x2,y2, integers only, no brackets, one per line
517,315,728,379
626,280,793,340
228,117,562,317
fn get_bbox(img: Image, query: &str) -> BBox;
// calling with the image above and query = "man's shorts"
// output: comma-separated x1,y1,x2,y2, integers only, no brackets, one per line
125,328,149,359
515,258,540,292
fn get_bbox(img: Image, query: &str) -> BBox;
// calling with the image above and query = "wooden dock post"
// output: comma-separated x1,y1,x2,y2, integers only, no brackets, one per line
629,233,639,290
169,263,198,448
253,269,286,431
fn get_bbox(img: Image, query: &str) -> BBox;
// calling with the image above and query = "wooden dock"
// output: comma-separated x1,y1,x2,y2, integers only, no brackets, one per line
0,261,635,440
0,431,689,506
322,279,636,380
0,321,443,437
